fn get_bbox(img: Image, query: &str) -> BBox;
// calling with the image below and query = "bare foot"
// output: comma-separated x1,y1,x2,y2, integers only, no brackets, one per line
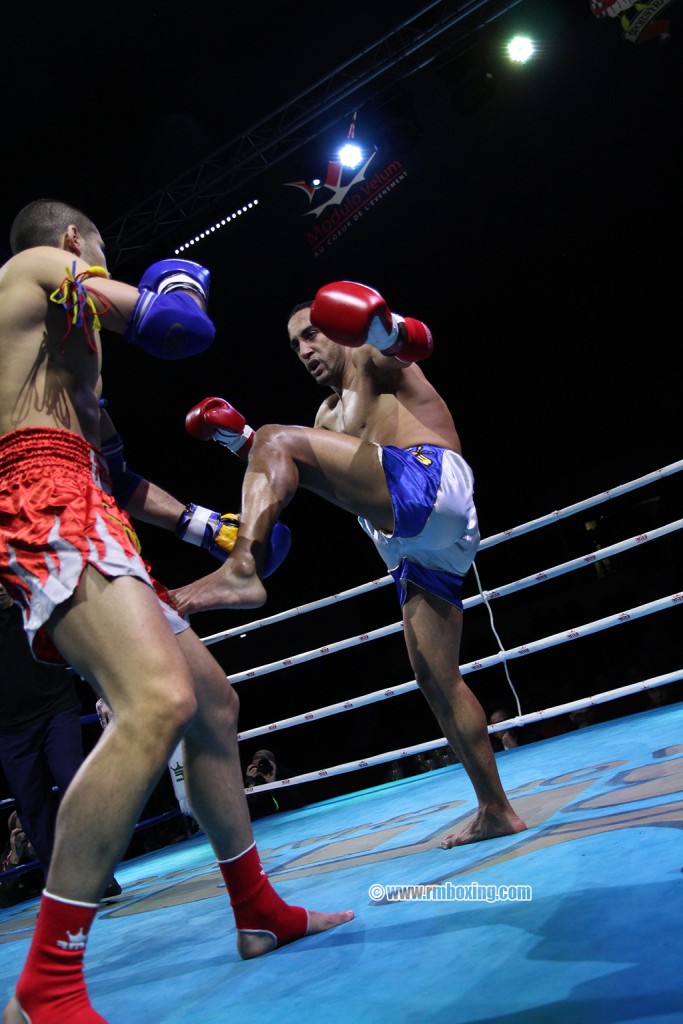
237,909,354,959
170,564,267,616
440,808,527,849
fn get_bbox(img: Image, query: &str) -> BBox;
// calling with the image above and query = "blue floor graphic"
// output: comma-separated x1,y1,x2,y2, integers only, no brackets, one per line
2,702,682,1023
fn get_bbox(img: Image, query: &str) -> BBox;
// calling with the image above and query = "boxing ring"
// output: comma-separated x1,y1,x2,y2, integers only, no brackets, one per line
1,460,682,1023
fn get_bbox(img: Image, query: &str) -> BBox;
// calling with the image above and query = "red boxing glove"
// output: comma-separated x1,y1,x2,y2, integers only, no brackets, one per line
310,281,433,363
394,316,434,364
186,397,254,460
311,281,393,348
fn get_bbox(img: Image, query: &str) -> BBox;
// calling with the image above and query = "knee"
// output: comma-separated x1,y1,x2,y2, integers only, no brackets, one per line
415,669,440,706
125,673,198,751
415,667,460,715
163,682,200,735
251,424,297,458
184,672,239,747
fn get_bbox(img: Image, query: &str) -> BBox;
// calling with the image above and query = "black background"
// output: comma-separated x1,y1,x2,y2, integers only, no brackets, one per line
1,0,681,799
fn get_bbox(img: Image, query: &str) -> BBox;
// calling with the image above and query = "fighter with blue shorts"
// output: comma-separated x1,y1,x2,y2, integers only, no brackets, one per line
358,443,480,609
170,281,526,855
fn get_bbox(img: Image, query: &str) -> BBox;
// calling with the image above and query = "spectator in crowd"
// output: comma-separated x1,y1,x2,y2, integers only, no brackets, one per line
244,749,303,820
489,708,542,751
0,810,44,907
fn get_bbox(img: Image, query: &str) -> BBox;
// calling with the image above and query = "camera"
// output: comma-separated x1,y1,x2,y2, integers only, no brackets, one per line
256,757,272,775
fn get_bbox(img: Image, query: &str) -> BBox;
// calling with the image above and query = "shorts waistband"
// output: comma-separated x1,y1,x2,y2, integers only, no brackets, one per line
401,444,452,455
0,428,98,476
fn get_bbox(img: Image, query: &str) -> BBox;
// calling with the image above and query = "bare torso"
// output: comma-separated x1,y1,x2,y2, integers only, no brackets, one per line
0,246,135,445
315,346,462,452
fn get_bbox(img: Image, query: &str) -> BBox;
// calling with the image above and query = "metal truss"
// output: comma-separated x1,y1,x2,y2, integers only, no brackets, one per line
104,0,524,267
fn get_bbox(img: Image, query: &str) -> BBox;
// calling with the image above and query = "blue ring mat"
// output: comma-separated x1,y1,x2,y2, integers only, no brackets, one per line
2,702,682,1024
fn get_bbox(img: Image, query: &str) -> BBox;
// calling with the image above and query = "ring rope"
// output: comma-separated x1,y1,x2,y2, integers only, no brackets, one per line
472,515,683,716
201,577,393,646
228,620,403,684
478,458,683,550
224,458,682,795
244,667,683,796
226,520,683,684
200,459,683,647
237,593,682,740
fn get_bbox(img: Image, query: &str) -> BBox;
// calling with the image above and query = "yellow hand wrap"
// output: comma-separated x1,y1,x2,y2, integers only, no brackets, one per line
212,513,241,556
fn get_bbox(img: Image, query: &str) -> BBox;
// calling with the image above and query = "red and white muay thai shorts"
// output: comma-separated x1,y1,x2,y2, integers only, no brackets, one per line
0,427,188,664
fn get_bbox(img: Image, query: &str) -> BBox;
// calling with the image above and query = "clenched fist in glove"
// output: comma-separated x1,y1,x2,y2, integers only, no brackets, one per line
310,281,433,363
185,396,254,460
176,504,291,579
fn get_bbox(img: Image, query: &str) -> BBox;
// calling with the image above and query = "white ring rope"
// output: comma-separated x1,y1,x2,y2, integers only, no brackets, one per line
228,621,403,684
201,577,393,646
201,458,683,646
227,519,683,684
478,458,683,550
245,668,683,796
196,458,682,795
477,518,683,600
237,593,682,741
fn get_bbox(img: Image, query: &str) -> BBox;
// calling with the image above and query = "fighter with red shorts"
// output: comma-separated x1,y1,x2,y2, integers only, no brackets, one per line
0,200,352,1024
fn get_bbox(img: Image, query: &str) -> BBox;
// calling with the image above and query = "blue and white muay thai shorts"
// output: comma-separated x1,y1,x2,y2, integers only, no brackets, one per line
358,444,480,609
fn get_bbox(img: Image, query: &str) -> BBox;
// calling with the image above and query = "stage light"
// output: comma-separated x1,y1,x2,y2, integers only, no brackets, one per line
335,110,372,169
507,35,534,63
338,142,363,168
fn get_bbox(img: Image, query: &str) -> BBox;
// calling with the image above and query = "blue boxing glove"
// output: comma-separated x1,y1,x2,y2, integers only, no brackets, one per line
176,505,292,578
137,259,211,303
126,258,216,360
176,506,241,560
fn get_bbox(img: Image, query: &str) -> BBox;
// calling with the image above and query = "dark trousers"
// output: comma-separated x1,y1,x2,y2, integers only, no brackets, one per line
0,708,84,871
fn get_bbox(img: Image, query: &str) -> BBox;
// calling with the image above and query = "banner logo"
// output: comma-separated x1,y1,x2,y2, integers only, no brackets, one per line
285,151,408,257
591,0,677,44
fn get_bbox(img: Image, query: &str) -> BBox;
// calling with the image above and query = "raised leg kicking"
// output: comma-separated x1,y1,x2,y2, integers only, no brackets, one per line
171,294,527,851
173,422,525,847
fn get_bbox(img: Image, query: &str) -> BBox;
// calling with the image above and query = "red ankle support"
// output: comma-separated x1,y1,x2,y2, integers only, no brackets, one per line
219,843,308,948
14,891,108,1023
